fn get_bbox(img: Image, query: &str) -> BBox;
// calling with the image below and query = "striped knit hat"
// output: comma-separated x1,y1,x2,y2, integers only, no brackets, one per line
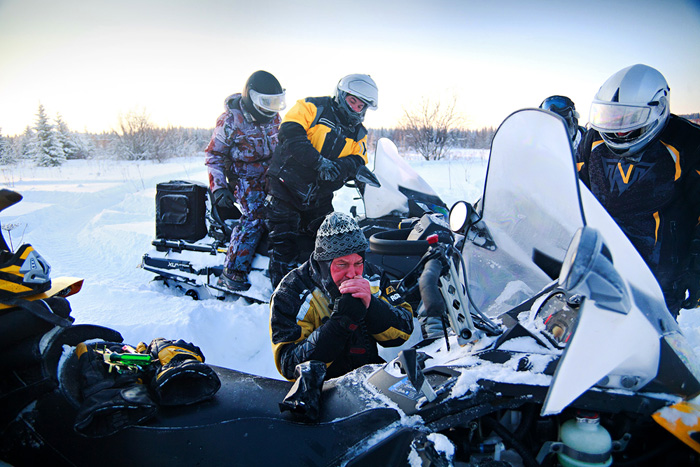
313,212,368,261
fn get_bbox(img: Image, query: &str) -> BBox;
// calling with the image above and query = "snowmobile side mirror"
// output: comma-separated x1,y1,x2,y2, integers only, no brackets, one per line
448,200,478,234
558,226,630,314
355,165,381,188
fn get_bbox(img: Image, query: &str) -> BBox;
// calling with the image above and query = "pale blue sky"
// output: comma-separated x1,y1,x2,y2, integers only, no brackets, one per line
1,0,699,136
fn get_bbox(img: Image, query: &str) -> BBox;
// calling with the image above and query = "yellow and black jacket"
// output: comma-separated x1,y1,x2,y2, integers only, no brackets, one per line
576,114,700,312
270,259,413,381
267,96,369,210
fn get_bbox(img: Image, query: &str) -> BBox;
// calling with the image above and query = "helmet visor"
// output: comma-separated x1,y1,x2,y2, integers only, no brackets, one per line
590,102,651,132
249,89,287,113
346,82,378,109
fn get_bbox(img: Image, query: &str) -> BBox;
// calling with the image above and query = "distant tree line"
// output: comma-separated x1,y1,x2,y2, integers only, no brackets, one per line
0,105,212,167
681,113,700,124
0,101,497,167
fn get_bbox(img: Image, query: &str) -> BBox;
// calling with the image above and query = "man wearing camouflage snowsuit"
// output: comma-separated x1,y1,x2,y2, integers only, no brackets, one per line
205,71,285,292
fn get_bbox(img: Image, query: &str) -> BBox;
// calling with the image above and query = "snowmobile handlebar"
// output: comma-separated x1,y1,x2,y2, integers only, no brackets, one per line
418,258,446,319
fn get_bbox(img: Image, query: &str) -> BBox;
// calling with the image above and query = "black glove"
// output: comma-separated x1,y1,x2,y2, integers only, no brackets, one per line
74,342,157,438
279,360,326,421
317,158,341,182
331,294,367,331
335,156,361,181
147,338,221,406
213,188,237,210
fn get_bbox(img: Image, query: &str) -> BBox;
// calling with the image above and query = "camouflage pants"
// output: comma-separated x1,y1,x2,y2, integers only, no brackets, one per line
223,176,267,277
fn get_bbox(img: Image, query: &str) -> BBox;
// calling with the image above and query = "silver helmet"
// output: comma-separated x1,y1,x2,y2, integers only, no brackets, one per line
589,64,670,158
334,74,378,127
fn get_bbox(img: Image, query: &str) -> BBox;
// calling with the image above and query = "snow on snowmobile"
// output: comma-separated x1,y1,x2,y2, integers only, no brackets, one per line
2,109,700,466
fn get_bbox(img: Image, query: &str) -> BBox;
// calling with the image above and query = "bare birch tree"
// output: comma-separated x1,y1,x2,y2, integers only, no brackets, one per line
399,96,463,160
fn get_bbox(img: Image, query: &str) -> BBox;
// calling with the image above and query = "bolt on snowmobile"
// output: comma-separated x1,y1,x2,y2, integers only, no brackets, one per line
2,109,700,466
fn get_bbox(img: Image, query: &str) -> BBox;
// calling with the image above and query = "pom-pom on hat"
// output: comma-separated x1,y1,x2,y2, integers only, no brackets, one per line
313,212,368,261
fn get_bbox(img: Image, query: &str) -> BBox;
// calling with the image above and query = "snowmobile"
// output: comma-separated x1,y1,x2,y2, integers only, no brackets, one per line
139,137,446,304
2,109,700,466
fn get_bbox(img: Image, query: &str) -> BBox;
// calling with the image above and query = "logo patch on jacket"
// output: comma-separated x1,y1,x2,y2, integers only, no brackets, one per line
385,285,403,306
602,159,654,194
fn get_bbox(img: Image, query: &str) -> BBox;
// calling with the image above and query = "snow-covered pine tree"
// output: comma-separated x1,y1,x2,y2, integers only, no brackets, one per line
32,104,66,167
18,126,35,160
0,128,11,165
55,113,80,159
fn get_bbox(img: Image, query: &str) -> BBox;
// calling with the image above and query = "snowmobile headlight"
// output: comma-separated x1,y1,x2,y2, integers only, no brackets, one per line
535,292,582,348
558,227,630,314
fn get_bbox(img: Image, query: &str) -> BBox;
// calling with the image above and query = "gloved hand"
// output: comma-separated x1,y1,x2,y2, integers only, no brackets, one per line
317,158,341,182
74,342,157,438
213,188,237,210
331,294,367,331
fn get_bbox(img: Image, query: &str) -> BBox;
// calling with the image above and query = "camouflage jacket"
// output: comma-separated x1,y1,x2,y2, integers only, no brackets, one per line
205,93,281,192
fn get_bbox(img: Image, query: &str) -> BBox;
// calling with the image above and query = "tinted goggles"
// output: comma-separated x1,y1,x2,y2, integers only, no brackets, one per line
541,96,579,118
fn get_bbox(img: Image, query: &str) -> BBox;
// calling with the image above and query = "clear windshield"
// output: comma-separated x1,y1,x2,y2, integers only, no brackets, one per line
362,138,444,219
463,109,585,317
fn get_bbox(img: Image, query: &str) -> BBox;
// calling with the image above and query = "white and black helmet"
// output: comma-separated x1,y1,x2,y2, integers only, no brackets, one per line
589,64,670,158
334,74,378,127
241,70,286,123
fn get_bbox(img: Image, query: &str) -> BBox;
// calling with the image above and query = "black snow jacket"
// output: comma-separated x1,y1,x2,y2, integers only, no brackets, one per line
576,114,700,312
266,96,367,210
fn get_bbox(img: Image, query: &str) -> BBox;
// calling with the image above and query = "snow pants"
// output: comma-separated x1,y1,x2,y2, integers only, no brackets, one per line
264,196,330,288
223,175,267,277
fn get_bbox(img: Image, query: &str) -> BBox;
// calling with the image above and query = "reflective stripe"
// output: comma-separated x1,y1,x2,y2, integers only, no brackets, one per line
662,142,681,181
296,292,313,322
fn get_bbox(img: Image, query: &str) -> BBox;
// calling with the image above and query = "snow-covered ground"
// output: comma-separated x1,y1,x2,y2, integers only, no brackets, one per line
1,149,698,383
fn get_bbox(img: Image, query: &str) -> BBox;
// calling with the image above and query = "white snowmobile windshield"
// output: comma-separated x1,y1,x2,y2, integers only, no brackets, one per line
362,138,444,219
463,109,585,318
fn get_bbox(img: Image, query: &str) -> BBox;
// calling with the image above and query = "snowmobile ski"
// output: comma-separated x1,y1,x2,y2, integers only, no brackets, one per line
0,276,84,310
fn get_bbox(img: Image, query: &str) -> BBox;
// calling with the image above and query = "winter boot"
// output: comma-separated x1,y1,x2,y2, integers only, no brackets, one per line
217,270,251,292
146,338,221,406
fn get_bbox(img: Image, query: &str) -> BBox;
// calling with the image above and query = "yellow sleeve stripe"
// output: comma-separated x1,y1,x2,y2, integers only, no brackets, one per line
373,327,412,343
654,211,660,245
661,142,681,181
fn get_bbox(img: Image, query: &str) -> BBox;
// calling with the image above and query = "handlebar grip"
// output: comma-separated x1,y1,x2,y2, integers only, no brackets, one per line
419,258,446,318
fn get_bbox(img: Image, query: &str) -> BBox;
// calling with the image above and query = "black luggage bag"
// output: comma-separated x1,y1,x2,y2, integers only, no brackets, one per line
155,180,208,241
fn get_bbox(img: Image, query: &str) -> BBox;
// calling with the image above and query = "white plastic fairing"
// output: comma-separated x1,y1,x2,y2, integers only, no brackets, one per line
541,298,660,416
541,183,667,416
362,138,441,219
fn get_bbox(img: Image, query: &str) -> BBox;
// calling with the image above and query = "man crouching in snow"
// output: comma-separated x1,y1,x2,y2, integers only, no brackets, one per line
270,212,413,381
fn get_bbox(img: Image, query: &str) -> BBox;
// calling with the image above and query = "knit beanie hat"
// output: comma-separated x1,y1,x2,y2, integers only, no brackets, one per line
313,212,368,261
